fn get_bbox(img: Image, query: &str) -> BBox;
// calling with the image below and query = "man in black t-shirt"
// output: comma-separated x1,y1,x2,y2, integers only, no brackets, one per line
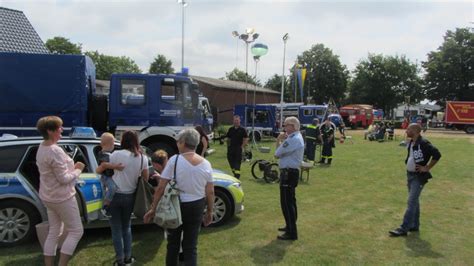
226,115,249,178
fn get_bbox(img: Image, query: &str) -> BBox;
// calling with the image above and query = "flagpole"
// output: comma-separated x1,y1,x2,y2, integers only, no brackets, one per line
280,33,288,130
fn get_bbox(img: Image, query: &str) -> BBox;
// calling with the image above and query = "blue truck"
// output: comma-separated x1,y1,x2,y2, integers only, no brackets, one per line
0,52,211,154
233,103,336,140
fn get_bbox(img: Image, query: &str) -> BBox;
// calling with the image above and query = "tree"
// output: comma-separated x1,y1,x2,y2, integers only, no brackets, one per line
265,74,291,102
224,68,260,86
423,28,474,104
85,51,141,80
295,44,349,104
149,54,174,74
348,54,423,116
45,36,82,54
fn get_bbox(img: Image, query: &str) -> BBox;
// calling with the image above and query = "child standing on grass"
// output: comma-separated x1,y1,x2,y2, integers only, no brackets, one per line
96,133,123,216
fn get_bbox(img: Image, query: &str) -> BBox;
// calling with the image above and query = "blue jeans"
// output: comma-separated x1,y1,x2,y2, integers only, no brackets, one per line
108,193,135,263
400,172,425,231
101,175,118,203
166,198,206,266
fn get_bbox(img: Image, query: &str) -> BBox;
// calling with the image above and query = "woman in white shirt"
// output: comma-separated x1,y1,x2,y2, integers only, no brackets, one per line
97,130,148,266
144,128,214,266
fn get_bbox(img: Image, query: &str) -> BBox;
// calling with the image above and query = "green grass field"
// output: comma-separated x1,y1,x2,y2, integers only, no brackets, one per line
1,130,473,265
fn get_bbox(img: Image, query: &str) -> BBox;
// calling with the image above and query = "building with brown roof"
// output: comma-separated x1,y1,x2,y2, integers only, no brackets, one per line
191,76,280,124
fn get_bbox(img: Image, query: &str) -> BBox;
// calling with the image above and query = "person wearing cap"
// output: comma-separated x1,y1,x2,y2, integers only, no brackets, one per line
275,116,304,240
304,118,322,163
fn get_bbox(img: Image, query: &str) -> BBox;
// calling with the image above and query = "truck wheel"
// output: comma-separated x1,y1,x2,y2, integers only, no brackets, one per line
249,131,261,142
465,125,474,134
0,200,40,247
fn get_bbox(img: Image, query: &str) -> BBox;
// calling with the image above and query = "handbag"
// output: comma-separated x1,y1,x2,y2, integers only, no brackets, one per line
133,154,154,220
153,155,183,229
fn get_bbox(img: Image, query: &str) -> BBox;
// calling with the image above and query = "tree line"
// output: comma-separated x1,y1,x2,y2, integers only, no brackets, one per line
46,27,473,114
45,37,174,80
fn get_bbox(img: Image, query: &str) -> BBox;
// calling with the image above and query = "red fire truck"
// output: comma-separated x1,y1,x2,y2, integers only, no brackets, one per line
339,104,374,129
445,101,474,134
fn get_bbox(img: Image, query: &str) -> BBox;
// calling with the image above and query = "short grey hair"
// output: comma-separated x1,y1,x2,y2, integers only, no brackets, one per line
284,116,300,131
177,128,200,150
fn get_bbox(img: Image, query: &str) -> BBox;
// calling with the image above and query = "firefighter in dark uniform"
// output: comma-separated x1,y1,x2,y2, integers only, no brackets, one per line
275,116,304,240
226,115,249,179
304,118,322,163
319,118,335,165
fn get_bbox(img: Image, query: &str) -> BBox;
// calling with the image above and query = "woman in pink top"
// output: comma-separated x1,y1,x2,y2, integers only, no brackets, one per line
36,116,85,266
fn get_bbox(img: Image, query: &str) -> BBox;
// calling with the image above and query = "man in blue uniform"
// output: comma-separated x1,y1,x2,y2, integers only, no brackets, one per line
275,116,304,240
226,115,249,179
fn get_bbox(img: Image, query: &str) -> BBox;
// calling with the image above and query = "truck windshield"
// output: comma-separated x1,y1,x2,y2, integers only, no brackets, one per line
120,79,146,105
161,81,191,105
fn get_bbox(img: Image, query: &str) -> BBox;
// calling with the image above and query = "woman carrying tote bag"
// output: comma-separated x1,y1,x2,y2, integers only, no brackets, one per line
144,128,214,266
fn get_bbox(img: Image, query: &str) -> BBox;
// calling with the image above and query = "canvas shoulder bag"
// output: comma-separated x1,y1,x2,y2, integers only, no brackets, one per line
133,153,156,220
154,155,182,229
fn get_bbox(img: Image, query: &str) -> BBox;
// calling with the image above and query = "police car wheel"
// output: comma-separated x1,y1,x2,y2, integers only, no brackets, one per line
0,200,40,247
209,190,232,227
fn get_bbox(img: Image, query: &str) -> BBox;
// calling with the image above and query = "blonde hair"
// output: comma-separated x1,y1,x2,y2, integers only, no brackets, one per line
36,116,63,140
100,132,115,146
284,116,300,131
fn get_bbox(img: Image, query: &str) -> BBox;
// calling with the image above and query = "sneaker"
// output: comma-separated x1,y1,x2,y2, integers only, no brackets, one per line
101,207,111,218
113,260,125,266
389,228,407,237
124,256,136,266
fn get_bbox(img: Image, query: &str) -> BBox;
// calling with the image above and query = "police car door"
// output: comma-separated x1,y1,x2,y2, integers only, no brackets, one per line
61,144,102,223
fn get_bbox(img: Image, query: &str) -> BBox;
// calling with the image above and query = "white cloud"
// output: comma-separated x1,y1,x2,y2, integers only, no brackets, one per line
2,0,471,82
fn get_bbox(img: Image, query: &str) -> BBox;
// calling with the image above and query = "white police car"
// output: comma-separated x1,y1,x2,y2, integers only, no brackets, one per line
0,128,244,247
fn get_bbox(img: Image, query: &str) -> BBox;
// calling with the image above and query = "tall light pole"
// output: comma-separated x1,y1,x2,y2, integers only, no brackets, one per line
280,33,289,130
250,43,268,145
232,28,259,127
178,0,188,72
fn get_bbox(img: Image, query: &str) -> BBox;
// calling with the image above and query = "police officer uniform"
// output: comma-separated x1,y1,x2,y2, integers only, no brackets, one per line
304,123,321,162
275,131,304,240
226,126,248,179
319,123,335,164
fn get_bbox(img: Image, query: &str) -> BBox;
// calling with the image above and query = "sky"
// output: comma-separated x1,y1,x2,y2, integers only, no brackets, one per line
2,0,472,83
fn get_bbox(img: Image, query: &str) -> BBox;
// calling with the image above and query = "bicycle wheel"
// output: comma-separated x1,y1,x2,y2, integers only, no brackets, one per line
251,159,267,180
264,163,280,183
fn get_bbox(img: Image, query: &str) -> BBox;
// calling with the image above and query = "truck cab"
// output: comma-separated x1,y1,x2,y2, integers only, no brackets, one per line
109,74,201,154
234,104,278,141
340,104,374,129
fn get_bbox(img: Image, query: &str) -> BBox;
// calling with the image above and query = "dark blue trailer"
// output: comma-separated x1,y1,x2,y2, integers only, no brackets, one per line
0,52,211,154
0,52,96,136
